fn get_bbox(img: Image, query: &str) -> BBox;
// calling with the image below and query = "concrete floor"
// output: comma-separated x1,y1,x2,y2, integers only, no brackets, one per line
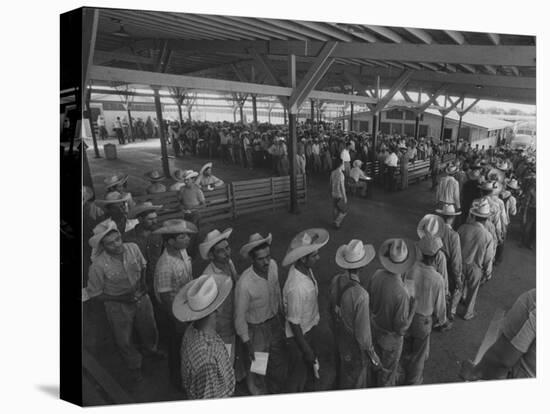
84,138,536,404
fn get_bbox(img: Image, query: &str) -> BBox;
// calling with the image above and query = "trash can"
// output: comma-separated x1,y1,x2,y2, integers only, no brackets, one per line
104,143,117,160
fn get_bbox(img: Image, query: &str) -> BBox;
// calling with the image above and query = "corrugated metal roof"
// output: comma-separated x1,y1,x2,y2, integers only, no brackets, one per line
424,109,514,130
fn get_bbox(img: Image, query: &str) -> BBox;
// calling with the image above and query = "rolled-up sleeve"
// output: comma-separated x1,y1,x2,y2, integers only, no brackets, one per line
285,289,304,326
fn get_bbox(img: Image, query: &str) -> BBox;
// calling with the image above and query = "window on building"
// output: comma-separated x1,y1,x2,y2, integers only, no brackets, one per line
404,110,416,120
386,109,404,120
380,122,391,134
403,123,415,136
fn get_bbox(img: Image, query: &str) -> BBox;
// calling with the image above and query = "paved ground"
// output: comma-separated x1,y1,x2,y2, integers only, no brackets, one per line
84,137,536,404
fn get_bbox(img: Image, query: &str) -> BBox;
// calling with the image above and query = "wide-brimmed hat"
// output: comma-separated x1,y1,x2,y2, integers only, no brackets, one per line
199,162,213,176
378,238,416,274
282,228,329,267
172,274,233,322
128,201,163,219
478,181,498,192
436,203,461,216
445,164,458,175
199,228,233,260
89,218,119,249
104,173,128,189
144,170,164,182
507,179,520,190
96,191,131,206
352,160,363,168
496,161,510,171
83,186,94,203
183,170,199,180
335,239,375,269
470,199,491,218
239,233,272,258
172,169,198,182
417,214,444,239
153,219,198,235
417,234,443,256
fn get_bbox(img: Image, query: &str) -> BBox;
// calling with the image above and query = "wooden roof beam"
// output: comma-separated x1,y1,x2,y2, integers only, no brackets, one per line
363,25,403,43
403,27,433,44
488,33,501,45
460,64,477,73
375,70,414,112
458,98,481,116
297,21,355,41
445,30,465,45
484,65,498,75
225,16,308,40
260,18,330,41
193,13,288,40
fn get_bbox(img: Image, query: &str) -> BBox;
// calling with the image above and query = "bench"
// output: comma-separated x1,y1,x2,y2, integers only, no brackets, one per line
133,175,307,224
393,159,431,187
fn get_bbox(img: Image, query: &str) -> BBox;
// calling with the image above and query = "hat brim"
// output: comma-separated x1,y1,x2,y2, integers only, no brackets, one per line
435,208,461,216
469,207,491,218
335,243,375,269
172,274,233,322
153,221,198,234
104,175,129,188
417,214,445,239
89,221,119,249
239,234,273,258
445,167,458,175
128,204,163,219
282,228,329,267
199,163,213,176
96,192,131,206
145,172,165,182
199,228,233,260
378,238,417,274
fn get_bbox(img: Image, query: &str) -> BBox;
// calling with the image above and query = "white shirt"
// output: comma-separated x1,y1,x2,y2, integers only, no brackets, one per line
282,265,320,338
385,152,398,167
340,149,351,162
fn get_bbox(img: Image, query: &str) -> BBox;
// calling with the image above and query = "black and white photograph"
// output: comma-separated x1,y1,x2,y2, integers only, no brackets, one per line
56,2,539,409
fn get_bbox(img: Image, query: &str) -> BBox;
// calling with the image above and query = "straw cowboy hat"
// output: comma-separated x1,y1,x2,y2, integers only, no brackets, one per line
96,191,131,206
436,203,461,216
199,228,233,260
478,181,499,192
445,164,458,175
496,161,510,171
199,162,213,176
417,234,443,257
153,219,198,235
172,274,233,322
239,233,272,258
282,228,329,267
378,238,416,274
470,199,491,218
128,201,163,219
89,218,119,250
507,179,520,190
417,214,445,239
352,160,363,168
500,190,512,200
183,170,199,180
144,170,165,182
172,169,198,182
83,186,94,203
335,239,376,270
104,173,128,189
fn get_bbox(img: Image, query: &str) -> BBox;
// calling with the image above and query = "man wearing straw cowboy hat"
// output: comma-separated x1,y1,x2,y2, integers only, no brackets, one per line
104,173,136,209
457,199,495,320
281,228,329,392
177,169,205,226
366,238,417,387
436,203,463,323
401,234,447,385
199,228,242,380
349,159,371,197
436,163,461,210
85,219,162,383
123,201,164,297
173,274,236,399
235,232,286,395
144,170,167,194
195,162,225,191
479,181,506,264
329,240,381,389
96,191,138,235
169,169,187,192
153,219,198,388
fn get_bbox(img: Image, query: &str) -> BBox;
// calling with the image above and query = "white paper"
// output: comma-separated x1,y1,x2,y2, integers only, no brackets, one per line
250,352,269,376
225,343,232,357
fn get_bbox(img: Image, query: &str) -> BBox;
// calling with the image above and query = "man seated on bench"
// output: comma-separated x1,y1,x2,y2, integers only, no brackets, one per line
350,160,371,197
195,162,225,191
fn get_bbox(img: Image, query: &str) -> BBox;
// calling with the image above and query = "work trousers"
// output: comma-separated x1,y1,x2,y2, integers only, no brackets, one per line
285,326,318,393
402,314,432,385
522,207,536,248
462,262,483,320
385,167,397,191
336,325,368,389
312,154,322,172
157,307,187,389
246,316,287,395
371,325,403,387
103,294,159,370
332,198,348,227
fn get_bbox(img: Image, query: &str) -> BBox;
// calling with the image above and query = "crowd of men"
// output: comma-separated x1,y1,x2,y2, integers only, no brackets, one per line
82,122,536,400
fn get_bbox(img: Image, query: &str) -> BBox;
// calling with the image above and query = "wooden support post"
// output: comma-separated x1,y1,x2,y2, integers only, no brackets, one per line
414,113,421,140
457,98,465,144
239,103,244,124
350,102,354,132
153,88,170,177
126,106,135,141
252,95,258,128
288,53,298,213
86,88,101,158
439,95,448,141
177,101,184,125
283,107,288,125
372,113,378,149
310,99,315,129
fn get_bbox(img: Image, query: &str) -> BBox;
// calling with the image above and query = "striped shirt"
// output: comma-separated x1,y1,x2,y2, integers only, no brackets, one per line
154,249,192,303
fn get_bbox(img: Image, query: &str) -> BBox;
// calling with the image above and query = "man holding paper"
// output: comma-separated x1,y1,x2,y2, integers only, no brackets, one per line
235,233,287,395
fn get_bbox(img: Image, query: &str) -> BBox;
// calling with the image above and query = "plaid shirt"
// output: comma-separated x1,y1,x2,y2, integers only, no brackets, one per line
180,325,235,399
154,249,192,303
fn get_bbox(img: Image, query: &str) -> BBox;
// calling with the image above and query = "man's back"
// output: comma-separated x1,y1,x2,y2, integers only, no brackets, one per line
457,222,492,267
367,269,409,334
404,263,446,325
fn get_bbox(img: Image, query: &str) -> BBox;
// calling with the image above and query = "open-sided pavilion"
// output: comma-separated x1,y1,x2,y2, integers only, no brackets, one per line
61,7,535,211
